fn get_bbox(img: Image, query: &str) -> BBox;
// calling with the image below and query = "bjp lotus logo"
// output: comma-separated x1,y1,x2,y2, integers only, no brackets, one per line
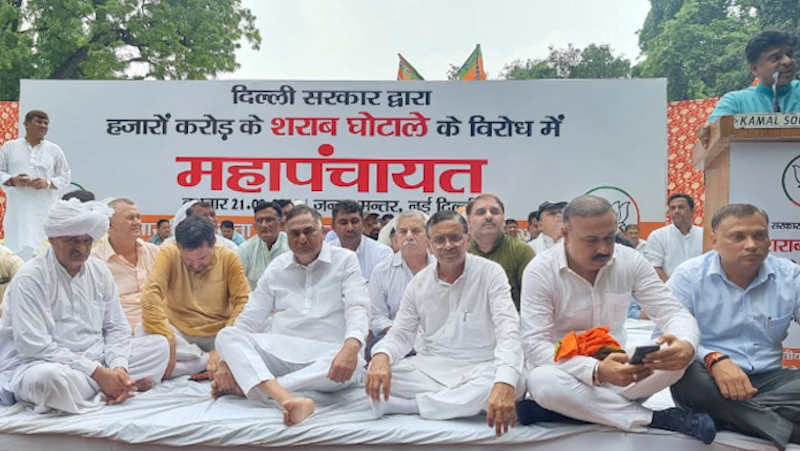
781,156,800,207
584,186,640,229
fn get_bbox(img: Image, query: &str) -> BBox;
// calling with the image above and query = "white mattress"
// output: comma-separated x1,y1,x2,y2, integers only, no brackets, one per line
0,319,794,450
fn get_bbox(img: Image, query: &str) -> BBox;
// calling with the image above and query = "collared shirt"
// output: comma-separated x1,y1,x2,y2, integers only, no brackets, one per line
668,251,800,374
231,243,369,359
368,251,435,335
0,248,131,388
635,239,647,252
92,238,160,331
373,254,523,387
469,234,535,310
147,234,167,246
529,233,557,256
236,232,290,290
140,244,250,338
331,236,393,280
643,224,703,278
708,80,800,122
220,231,245,246
521,241,699,387
0,138,71,259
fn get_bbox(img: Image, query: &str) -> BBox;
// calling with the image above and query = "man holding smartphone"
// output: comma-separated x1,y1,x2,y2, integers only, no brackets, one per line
519,195,715,444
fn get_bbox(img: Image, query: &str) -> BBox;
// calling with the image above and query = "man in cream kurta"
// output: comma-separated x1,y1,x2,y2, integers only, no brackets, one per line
520,195,714,444
213,205,369,426
0,110,71,261
0,199,168,413
367,210,522,437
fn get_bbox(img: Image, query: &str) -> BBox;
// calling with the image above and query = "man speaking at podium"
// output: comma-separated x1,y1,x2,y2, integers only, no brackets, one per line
699,30,800,146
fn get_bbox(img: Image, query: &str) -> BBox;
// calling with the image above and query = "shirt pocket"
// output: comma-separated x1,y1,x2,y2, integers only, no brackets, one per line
456,310,495,349
764,313,793,344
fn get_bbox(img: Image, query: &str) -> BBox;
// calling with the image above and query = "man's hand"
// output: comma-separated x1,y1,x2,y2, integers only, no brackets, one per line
327,338,360,383
7,173,30,187
697,122,711,148
28,177,49,189
487,382,516,437
162,335,177,381
596,352,653,386
92,366,135,404
643,334,695,370
365,353,392,402
710,358,758,400
206,350,221,379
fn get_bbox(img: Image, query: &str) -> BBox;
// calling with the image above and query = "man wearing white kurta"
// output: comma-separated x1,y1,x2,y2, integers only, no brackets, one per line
366,210,522,437
213,205,369,426
520,195,715,443
643,193,703,281
330,200,392,280
0,110,71,261
0,199,168,414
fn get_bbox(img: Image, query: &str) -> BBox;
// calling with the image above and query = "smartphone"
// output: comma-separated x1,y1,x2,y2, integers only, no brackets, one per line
629,345,660,364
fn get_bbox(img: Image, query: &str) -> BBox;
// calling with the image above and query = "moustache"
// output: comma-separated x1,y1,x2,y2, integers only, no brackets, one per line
69,250,87,259
591,253,610,261
401,239,418,247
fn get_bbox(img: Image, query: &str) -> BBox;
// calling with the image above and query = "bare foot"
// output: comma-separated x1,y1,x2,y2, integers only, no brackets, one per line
210,379,245,399
282,397,315,426
134,377,153,392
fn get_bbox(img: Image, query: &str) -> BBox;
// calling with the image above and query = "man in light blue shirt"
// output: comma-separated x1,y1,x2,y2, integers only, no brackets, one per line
668,204,800,449
700,31,800,145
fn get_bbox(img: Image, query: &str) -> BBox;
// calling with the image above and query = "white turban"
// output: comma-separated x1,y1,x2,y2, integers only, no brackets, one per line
43,199,113,241
171,200,199,231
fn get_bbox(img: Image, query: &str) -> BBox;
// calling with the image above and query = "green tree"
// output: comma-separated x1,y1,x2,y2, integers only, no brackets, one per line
0,0,261,100
500,43,630,80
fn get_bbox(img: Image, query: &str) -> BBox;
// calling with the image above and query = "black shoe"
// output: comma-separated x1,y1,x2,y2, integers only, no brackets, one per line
515,399,587,426
650,407,716,444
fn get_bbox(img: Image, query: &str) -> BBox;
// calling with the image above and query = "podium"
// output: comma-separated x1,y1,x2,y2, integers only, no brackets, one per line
693,113,800,368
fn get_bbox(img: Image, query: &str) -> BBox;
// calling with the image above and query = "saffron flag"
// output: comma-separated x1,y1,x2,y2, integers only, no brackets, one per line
456,44,486,81
397,53,424,80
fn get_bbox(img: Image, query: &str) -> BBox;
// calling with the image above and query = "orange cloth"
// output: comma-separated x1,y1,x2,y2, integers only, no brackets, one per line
554,327,623,362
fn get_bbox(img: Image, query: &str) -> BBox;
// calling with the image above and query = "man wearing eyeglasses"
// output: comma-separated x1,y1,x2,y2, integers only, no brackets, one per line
366,210,523,437
237,200,290,290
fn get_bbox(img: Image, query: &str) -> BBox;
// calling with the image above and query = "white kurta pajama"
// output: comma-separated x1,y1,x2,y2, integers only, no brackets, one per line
521,241,700,431
0,138,71,261
0,248,168,413
371,254,524,420
215,243,370,402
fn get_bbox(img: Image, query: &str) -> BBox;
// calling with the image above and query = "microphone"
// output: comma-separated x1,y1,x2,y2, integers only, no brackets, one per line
773,70,781,112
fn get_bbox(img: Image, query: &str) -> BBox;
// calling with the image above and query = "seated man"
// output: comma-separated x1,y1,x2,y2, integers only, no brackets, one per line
529,200,566,255
368,211,433,354
467,193,535,311
669,204,800,449
92,198,160,332
140,215,249,380
236,200,289,290
212,205,369,426
366,210,522,437
0,199,168,413
331,200,392,280
165,200,238,251
220,220,245,246
148,219,171,246
520,195,715,443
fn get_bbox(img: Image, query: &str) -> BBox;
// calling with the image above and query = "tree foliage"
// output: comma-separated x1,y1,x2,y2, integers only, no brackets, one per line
500,43,631,80
0,0,261,100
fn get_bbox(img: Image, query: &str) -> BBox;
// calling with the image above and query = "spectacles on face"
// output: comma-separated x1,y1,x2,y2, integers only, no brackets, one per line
255,215,280,225
430,233,465,248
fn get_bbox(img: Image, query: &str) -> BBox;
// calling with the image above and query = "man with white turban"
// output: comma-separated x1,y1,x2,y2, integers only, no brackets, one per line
0,199,169,413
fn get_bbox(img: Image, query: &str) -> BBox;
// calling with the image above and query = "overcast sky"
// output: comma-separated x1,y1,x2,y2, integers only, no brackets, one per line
224,0,652,81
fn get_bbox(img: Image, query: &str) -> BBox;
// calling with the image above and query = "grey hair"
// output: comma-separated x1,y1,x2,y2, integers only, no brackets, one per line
107,198,135,210
285,204,323,229
396,210,428,225
563,195,615,225
711,204,769,231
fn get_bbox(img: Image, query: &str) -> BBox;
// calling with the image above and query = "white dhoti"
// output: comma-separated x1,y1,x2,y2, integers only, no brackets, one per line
385,356,525,420
215,328,366,404
134,325,210,378
11,335,169,414
526,364,684,432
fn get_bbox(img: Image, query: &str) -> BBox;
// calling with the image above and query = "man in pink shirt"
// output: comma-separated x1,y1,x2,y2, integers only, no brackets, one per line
92,198,160,332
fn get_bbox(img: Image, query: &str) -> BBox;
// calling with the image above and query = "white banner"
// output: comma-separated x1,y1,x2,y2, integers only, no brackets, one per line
20,79,667,222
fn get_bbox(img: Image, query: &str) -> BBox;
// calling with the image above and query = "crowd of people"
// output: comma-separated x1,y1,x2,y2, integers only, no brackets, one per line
0,29,798,449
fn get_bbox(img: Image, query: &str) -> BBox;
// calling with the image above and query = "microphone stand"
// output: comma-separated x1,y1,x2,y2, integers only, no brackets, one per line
773,71,781,113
